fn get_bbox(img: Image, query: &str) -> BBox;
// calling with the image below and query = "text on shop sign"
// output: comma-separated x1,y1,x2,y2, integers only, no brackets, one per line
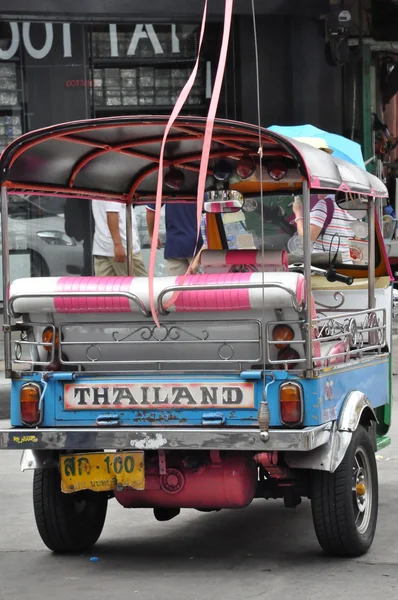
0,22,182,60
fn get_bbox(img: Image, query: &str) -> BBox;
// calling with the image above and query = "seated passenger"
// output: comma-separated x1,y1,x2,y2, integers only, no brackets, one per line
292,194,354,264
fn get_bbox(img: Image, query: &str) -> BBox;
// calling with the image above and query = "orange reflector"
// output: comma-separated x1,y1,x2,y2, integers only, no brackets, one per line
42,327,59,353
272,325,294,349
20,383,41,426
280,382,302,426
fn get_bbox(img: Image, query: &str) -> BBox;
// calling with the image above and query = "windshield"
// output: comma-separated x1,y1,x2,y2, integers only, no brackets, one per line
231,194,370,267
1,192,370,300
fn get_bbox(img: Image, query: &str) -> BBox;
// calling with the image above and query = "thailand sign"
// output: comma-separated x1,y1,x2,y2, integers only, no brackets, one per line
64,381,255,410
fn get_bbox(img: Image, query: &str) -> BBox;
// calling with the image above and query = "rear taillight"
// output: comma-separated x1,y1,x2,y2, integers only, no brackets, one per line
272,325,294,349
42,326,59,353
279,382,303,426
20,383,42,426
278,347,300,369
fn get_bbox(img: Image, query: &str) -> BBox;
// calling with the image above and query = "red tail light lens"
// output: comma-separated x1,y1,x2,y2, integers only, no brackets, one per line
278,347,300,369
20,383,42,426
280,382,303,426
236,156,255,179
267,160,287,181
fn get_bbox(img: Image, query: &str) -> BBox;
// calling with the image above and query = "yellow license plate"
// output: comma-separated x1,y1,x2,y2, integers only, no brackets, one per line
60,452,145,494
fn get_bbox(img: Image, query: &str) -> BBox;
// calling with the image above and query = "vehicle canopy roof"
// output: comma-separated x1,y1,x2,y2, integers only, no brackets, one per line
0,115,388,203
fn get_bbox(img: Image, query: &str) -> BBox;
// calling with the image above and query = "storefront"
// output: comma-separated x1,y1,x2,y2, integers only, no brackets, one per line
0,4,344,286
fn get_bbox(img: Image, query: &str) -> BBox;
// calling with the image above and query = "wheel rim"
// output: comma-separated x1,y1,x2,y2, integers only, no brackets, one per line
352,446,373,535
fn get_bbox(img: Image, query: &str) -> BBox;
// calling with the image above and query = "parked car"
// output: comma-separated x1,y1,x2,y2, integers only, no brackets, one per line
3,196,167,281
6,195,84,277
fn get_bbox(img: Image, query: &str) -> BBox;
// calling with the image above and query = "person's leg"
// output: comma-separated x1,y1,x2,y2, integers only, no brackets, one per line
94,256,117,276
108,259,128,276
94,255,147,277
165,258,190,276
132,252,147,276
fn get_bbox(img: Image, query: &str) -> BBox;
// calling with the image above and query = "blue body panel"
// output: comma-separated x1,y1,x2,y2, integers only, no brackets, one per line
10,358,389,428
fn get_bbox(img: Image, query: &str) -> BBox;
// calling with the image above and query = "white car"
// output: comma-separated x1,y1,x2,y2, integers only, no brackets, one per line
6,196,84,278
4,197,167,280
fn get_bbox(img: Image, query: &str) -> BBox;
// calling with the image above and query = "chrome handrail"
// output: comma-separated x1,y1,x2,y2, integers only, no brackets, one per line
157,282,303,314
9,291,150,318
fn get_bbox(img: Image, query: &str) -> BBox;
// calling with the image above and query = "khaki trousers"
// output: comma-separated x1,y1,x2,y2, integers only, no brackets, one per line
165,258,190,276
94,253,147,277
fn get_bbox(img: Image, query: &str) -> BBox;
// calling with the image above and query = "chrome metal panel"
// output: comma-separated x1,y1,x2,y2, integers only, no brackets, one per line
20,449,58,471
337,390,377,432
0,423,332,452
58,319,261,367
285,423,352,473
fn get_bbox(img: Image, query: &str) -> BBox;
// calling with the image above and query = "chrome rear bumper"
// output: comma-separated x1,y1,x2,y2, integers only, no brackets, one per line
0,423,332,452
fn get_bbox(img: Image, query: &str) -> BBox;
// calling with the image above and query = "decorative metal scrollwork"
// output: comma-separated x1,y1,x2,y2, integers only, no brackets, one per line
347,318,358,346
112,324,209,343
86,344,102,362
314,291,345,310
315,309,384,365
218,343,235,360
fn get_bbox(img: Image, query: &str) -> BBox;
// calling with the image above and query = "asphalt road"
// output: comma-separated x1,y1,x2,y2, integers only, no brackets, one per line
1,393,398,600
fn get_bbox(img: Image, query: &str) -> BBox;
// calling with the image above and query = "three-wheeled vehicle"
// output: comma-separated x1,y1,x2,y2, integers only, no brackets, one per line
0,115,392,557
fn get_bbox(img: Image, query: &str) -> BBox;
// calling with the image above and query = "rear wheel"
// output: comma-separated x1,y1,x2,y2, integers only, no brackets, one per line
30,251,49,277
33,468,108,553
311,424,378,557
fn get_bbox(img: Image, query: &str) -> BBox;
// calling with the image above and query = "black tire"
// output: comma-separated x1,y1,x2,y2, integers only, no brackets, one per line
33,468,108,553
30,251,50,277
311,424,378,557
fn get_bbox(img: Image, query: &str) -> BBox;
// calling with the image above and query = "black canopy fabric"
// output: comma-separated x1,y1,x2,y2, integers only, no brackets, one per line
0,115,388,202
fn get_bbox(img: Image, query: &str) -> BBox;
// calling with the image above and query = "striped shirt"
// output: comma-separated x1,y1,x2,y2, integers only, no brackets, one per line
310,198,354,263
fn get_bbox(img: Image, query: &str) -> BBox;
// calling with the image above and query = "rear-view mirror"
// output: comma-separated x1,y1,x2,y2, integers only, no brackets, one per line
204,190,245,214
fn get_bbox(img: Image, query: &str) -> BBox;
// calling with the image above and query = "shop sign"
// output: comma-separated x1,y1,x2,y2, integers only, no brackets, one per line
0,22,182,60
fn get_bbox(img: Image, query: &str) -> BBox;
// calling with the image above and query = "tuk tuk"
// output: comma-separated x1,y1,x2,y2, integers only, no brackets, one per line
0,115,392,558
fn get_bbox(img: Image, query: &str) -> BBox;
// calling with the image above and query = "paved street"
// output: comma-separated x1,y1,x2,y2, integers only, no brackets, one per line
0,391,398,600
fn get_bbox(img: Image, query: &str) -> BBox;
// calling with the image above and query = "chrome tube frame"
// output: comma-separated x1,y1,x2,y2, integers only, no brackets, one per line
157,282,303,315
368,198,376,309
126,202,133,277
1,186,11,377
302,180,313,374
9,291,150,318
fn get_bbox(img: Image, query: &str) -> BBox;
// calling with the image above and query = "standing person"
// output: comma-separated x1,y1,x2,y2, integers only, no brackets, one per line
292,194,354,264
92,200,147,276
146,203,203,276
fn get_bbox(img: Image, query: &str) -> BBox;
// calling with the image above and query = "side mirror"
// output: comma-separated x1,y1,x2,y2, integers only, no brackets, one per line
203,190,245,214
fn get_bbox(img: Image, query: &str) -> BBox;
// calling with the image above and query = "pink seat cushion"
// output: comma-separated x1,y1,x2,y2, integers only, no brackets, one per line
174,272,252,312
54,276,133,313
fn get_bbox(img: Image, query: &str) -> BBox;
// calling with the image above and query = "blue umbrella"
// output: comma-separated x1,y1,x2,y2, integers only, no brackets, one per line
268,124,366,170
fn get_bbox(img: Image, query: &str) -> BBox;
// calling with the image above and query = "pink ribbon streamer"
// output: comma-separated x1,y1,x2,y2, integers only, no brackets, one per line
148,0,209,326
162,0,235,311
195,0,234,244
